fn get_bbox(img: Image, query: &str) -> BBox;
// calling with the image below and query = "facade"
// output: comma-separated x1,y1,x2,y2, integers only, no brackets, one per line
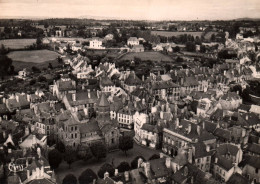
127,37,139,46
89,37,104,49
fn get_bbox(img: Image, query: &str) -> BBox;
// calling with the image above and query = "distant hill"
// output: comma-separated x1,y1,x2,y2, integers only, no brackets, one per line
234,17,260,21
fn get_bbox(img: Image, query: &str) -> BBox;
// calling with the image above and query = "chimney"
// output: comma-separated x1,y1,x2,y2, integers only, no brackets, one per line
142,75,145,81
202,122,205,130
32,135,36,145
175,118,179,128
124,171,129,181
160,111,164,119
88,89,91,98
8,148,12,154
92,179,96,184
144,162,150,177
181,78,184,85
27,170,30,180
187,124,191,134
97,91,100,98
104,172,109,179
215,157,218,163
165,157,171,169
206,145,210,152
72,93,76,101
197,126,201,135
114,169,118,176
245,115,248,120
142,98,145,105
83,108,89,117
0,116,2,122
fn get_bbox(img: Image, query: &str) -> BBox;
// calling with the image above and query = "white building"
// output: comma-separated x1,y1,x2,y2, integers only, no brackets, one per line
89,37,104,49
127,37,139,46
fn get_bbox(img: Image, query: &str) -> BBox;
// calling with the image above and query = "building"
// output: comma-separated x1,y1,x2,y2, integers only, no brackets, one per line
127,37,139,46
219,92,242,111
52,78,76,100
241,155,260,184
89,37,104,49
132,45,144,52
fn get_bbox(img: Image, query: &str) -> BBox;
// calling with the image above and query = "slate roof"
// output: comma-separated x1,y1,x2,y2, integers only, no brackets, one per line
57,80,76,91
80,119,100,134
227,173,250,184
246,143,260,155
124,72,142,86
149,158,170,179
241,155,260,169
193,142,213,159
215,155,234,171
65,91,98,106
100,75,114,87
239,112,260,126
151,81,179,90
216,143,239,157
141,124,159,133
213,128,231,141
221,92,241,101
98,93,110,107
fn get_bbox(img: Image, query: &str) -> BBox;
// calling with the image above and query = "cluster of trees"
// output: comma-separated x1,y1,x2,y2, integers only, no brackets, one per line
0,45,15,79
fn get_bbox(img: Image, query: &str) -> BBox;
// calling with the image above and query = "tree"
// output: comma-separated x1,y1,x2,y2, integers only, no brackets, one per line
173,46,180,52
78,169,98,184
56,141,65,153
200,45,206,53
38,76,47,82
90,142,107,160
185,41,196,52
57,56,63,64
0,55,13,79
116,162,131,173
36,37,42,49
62,174,77,184
48,149,62,170
77,145,93,161
63,146,77,168
149,154,160,160
131,156,145,169
31,66,41,73
97,163,115,179
176,56,184,63
48,63,53,69
210,34,216,42
119,135,133,156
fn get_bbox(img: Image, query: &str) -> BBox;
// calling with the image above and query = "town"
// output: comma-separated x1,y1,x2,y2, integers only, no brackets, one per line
0,4,260,184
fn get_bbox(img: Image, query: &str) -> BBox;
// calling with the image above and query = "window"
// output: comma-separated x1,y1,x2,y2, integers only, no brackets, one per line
75,126,77,131
71,134,73,138
71,127,73,131
256,168,258,174
111,138,114,144
75,133,77,138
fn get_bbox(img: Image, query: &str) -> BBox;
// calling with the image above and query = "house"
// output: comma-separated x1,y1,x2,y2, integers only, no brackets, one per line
162,119,216,157
6,148,56,184
150,81,180,100
123,71,142,93
227,173,250,184
213,155,242,182
52,78,76,100
18,68,30,78
219,92,242,111
238,112,260,132
131,45,144,52
117,104,135,130
4,94,30,112
99,75,116,93
140,124,159,149
63,90,99,111
19,134,47,149
127,37,139,46
104,34,114,40
197,98,212,117
133,111,149,144
245,143,260,157
89,37,104,49
240,155,260,184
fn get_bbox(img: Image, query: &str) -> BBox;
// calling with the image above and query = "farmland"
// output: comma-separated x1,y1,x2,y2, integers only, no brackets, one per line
0,39,36,49
118,51,173,62
7,50,60,71
151,31,203,37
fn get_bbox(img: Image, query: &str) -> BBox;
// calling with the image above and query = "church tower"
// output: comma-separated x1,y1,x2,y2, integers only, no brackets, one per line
96,93,110,128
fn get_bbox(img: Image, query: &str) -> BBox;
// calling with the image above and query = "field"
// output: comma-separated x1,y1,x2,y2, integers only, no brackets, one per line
0,39,36,49
7,50,60,71
119,51,173,62
151,31,203,37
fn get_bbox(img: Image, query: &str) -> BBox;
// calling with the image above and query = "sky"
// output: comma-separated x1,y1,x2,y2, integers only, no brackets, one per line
0,0,260,20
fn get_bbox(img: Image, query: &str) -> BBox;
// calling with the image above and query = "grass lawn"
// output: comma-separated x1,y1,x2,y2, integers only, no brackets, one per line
55,142,160,183
7,50,60,63
151,31,203,37
0,39,36,49
119,51,173,62
7,50,61,71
